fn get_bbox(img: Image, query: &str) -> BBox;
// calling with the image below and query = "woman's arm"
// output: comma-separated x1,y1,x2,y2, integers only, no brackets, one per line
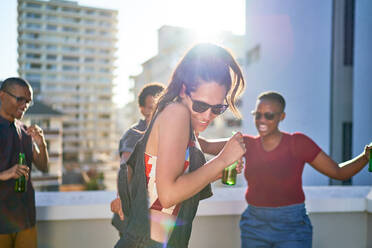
154,104,245,208
310,144,371,180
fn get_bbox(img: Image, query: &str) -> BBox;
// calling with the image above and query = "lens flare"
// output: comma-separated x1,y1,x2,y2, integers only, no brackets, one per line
148,214,185,247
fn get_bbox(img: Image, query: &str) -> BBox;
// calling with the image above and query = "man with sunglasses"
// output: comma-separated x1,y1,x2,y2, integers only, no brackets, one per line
0,77,49,248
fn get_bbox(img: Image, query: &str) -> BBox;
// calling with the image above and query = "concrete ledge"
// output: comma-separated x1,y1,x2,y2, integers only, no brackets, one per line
304,186,371,213
367,188,372,212
35,186,372,221
36,191,116,220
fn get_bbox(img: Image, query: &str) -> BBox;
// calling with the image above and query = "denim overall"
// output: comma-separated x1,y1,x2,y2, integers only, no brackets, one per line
115,113,212,248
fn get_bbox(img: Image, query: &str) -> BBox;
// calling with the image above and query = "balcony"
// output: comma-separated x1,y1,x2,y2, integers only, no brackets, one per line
35,186,372,248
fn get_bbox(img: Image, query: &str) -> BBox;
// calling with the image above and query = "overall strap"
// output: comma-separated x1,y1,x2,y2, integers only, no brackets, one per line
141,110,159,144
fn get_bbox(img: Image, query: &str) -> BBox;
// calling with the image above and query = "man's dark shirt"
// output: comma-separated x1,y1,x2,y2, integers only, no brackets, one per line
0,115,35,234
118,119,147,156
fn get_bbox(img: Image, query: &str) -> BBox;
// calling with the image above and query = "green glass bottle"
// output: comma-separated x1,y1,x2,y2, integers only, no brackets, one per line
368,149,372,173
221,161,238,186
14,153,27,192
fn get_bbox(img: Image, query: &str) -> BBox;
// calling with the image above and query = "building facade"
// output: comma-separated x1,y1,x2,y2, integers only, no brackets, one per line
17,0,118,168
243,0,372,185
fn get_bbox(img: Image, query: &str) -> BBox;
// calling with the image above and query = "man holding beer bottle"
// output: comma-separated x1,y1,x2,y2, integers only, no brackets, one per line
0,77,48,248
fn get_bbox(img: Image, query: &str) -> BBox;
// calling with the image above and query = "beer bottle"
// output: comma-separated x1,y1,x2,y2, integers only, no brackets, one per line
221,161,238,186
14,153,27,192
368,149,372,173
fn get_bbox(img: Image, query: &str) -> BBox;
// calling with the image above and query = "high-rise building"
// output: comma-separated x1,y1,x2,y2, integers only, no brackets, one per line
17,0,118,167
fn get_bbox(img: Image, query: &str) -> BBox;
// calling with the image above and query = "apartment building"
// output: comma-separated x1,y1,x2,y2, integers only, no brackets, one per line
130,25,246,139
17,0,118,168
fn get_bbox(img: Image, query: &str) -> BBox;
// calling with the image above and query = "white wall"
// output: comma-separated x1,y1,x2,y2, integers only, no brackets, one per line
243,0,333,185
35,188,372,248
351,0,372,185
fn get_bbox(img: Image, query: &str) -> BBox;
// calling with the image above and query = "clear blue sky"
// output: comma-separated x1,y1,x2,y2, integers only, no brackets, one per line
0,0,245,106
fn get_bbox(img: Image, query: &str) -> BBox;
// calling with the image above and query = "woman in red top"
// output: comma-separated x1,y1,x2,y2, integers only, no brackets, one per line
239,91,371,247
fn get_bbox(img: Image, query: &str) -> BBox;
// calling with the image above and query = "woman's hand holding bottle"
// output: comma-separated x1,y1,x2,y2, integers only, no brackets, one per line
217,132,246,168
216,132,245,185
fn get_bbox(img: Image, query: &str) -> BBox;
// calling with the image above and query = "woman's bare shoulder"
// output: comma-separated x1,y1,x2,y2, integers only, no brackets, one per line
158,102,190,123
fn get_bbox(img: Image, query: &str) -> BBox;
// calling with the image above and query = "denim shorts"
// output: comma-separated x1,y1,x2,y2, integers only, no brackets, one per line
239,203,312,248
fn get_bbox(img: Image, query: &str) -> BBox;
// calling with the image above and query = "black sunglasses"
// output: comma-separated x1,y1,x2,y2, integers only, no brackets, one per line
3,90,34,106
189,96,228,115
251,111,281,120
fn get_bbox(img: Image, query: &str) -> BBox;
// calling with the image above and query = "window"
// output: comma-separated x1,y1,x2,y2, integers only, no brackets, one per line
28,63,42,69
26,23,41,29
47,54,57,60
85,29,95,34
47,25,57,31
62,56,79,62
99,114,110,119
26,13,41,19
46,45,57,50
99,49,110,54
62,7,79,13
46,74,57,79
98,77,110,83
62,26,78,33
99,11,111,17
86,10,95,15
46,64,57,70
47,15,57,20
99,31,109,36
344,0,355,66
45,84,58,90
26,53,41,59
84,39,94,44
26,3,41,8
25,73,41,80
99,21,111,27
63,75,79,81
26,43,41,49
85,66,94,72
84,19,95,25
24,33,39,39
46,5,57,11
98,58,109,63
85,48,95,53
102,87,111,93
61,17,76,23
62,65,79,71
84,57,94,63
62,46,79,52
